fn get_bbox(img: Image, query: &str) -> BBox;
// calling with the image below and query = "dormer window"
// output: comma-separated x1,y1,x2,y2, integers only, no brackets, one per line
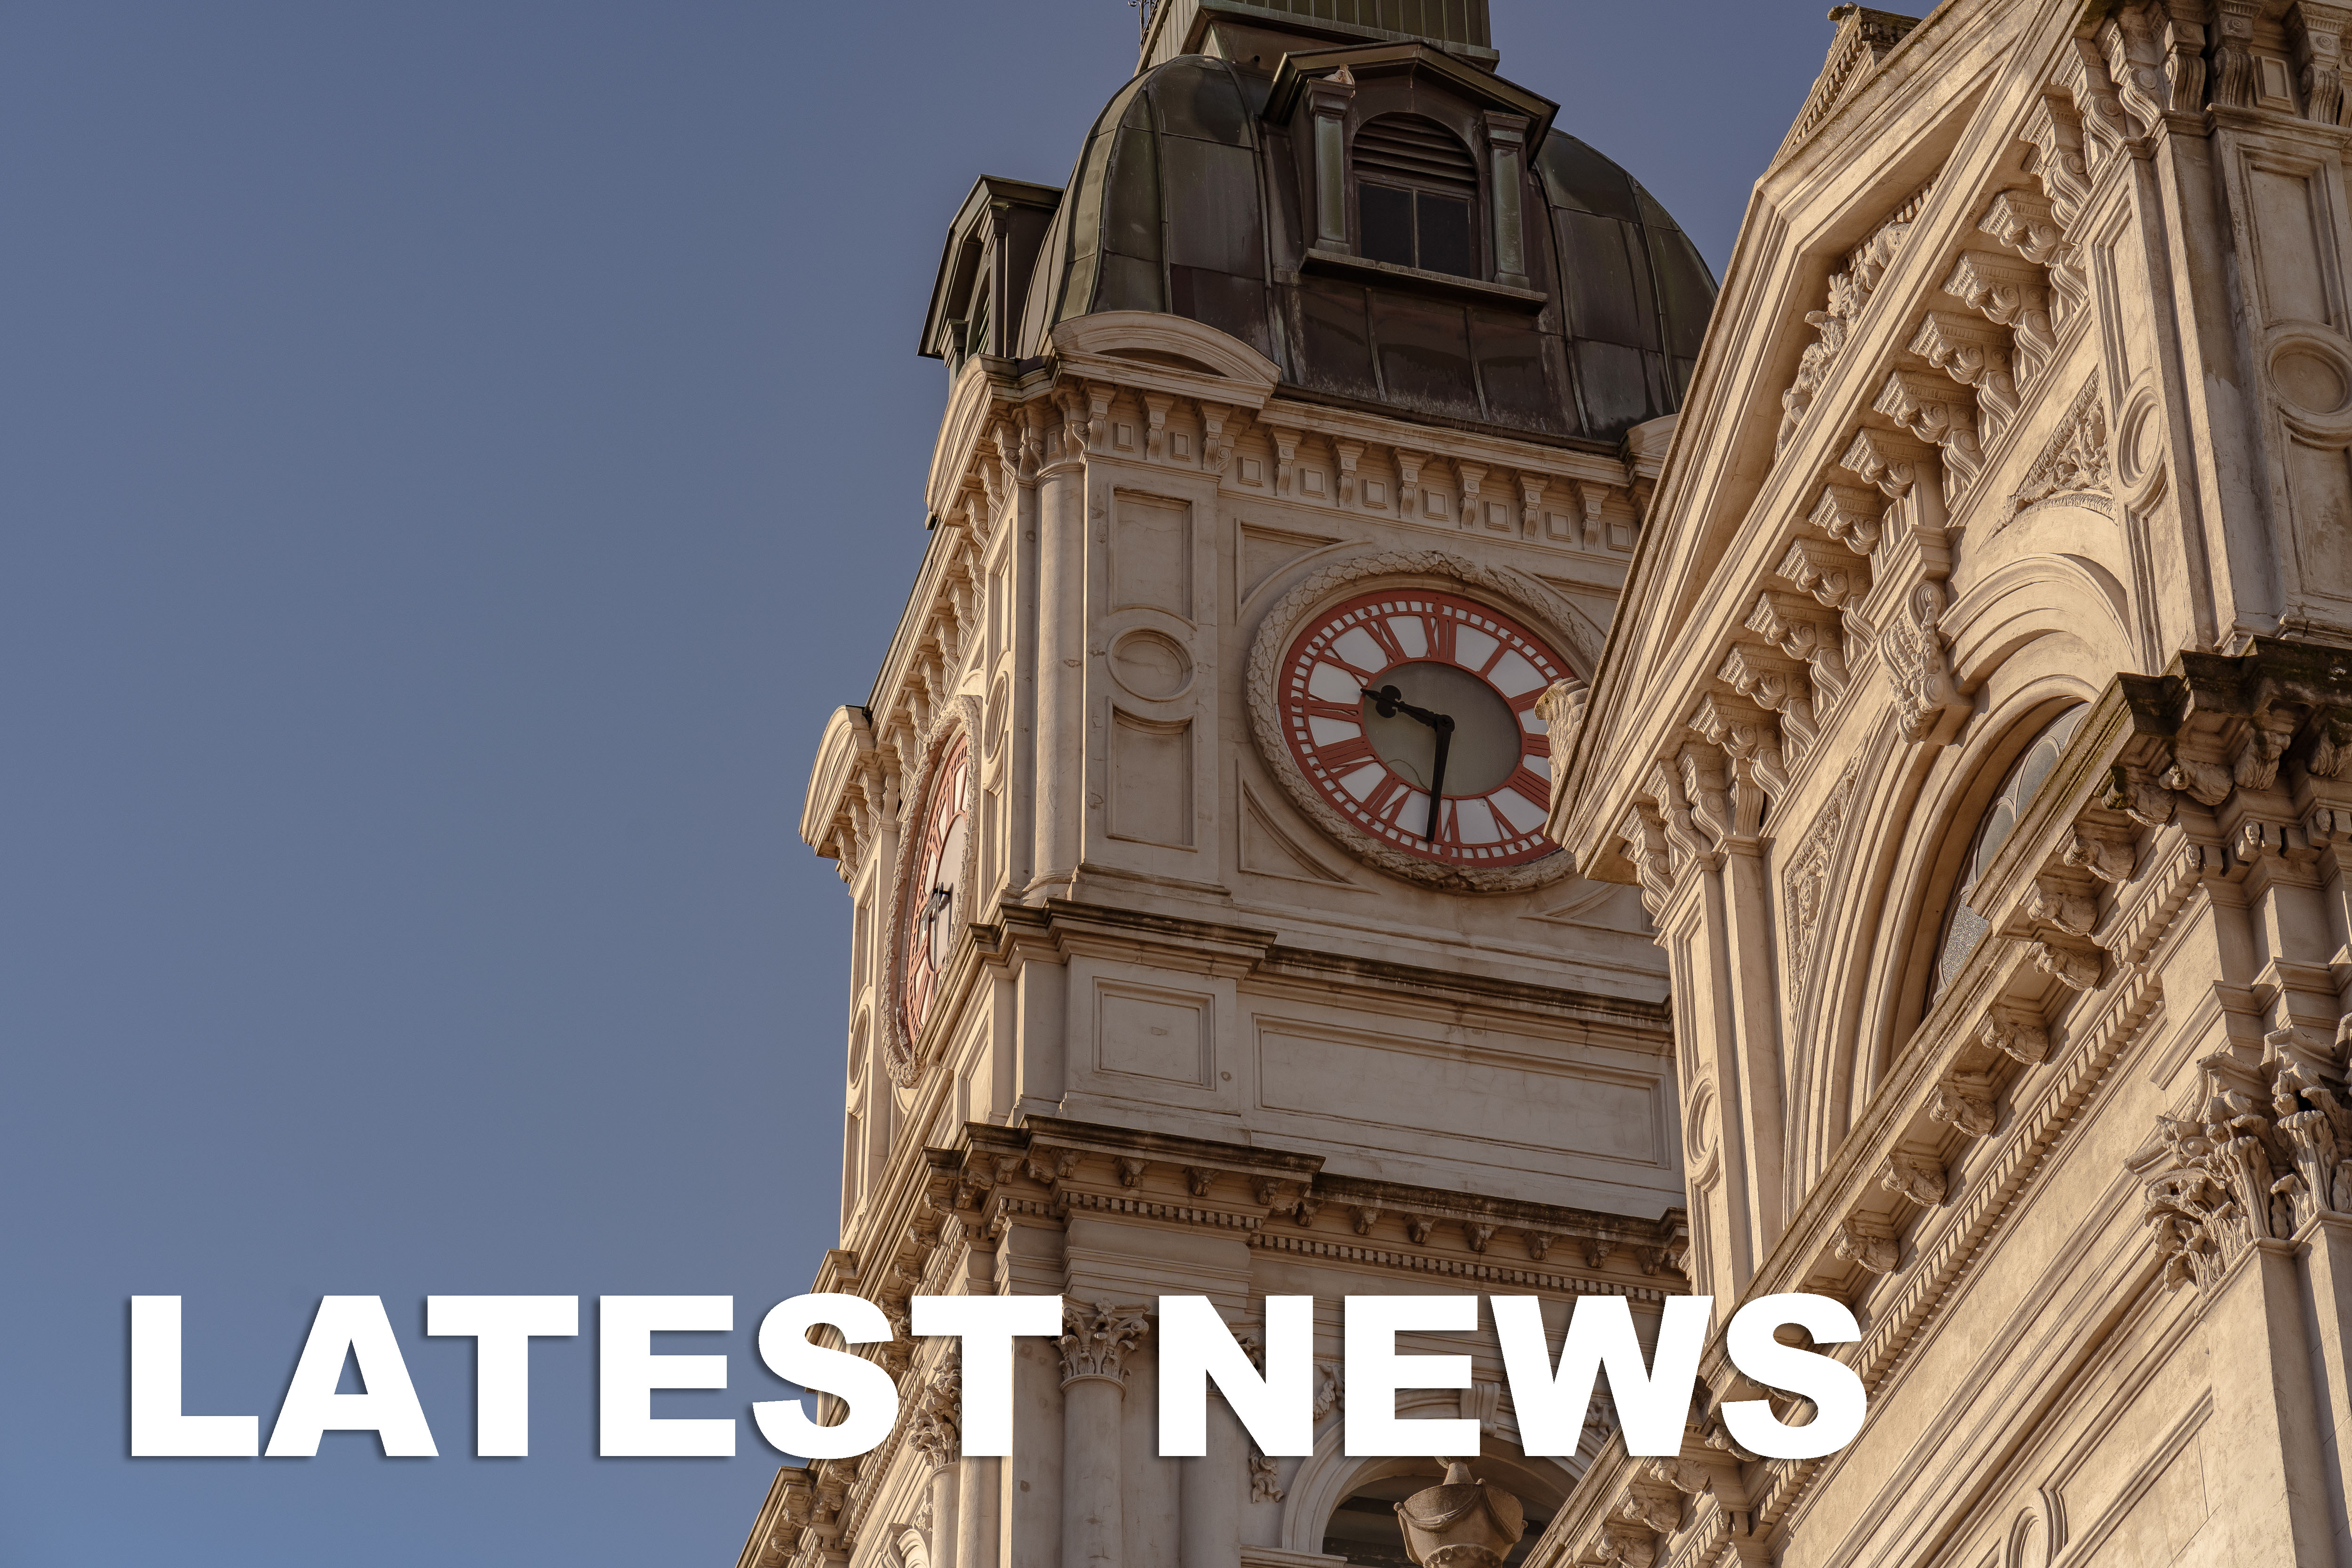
1353,114,1478,278
965,280,991,360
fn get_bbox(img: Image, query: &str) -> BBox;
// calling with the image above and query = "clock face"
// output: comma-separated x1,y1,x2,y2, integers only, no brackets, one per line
1276,589,1565,867
898,732,970,1045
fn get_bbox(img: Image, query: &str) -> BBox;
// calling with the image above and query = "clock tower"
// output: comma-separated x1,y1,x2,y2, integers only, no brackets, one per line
755,5,1717,1566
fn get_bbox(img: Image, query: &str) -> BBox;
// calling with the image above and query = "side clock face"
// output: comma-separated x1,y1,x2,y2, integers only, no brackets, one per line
898,733,970,1045
1276,589,1565,867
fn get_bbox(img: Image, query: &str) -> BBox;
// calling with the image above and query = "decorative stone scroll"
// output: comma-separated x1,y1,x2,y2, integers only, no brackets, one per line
1808,482,1886,561
1979,1004,2053,1065
1881,1150,1949,1207
2025,875,2099,938
1979,187,2088,319
1249,1450,1285,1503
1930,1074,1998,1138
1943,252,2059,385
1776,536,1863,610
1839,425,1939,508
1536,677,1591,766
2289,3,2351,126
1831,1217,1899,1275
1688,692,1790,801
1882,579,1965,742
1907,311,2021,427
905,1363,961,1469
2021,88,2093,231
1874,369,1985,491
1717,644,1820,750
2029,938,2104,992
1747,591,1851,701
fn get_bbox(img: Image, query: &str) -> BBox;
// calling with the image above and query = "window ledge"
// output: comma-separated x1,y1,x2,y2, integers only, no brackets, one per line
1292,247,1549,312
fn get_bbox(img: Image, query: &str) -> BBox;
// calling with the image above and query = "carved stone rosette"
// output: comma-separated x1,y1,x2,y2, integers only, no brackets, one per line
1057,1300,1150,1389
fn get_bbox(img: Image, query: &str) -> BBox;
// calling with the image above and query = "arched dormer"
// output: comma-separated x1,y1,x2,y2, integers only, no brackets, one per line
967,45,1715,443
1352,113,1481,278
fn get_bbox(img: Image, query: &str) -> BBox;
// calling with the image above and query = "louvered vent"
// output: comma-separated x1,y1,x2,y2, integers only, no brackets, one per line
1352,116,1478,193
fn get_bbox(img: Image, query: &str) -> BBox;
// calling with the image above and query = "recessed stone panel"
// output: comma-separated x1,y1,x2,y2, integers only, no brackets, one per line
1112,493,1193,617
1256,1021,1661,1166
1096,982,1213,1088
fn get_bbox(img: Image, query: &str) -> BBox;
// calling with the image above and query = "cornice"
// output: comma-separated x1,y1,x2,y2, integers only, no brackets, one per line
1263,42,1546,133
939,1114,1691,1287
1557,11,2103,881
974,895,1672,1036
800,703,874,859
737,1464,805,1568
1255,943,1671,1033
1574,636,2352,1565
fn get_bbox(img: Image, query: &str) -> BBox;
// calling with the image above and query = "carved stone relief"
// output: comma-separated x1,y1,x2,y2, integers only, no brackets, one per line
1782,761,1862,1029
1881,580,1965,742
1056,1301,1150,1388
2009,377,2111,517
1777,183,1938,455
2143,1019,2352,1291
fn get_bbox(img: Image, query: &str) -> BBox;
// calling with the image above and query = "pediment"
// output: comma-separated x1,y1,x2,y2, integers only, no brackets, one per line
1049,311,1281,392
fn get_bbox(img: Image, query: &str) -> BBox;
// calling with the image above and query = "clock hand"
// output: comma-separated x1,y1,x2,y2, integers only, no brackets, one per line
1423,714,1454,843
922,884,953,962
1365,684,1455,730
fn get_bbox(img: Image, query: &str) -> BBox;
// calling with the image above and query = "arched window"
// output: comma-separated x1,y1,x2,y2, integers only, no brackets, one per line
1354,114,1478,278
1929,704,2086,1003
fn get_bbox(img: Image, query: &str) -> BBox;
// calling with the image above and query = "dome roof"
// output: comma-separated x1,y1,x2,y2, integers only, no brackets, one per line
1010,52,1716,445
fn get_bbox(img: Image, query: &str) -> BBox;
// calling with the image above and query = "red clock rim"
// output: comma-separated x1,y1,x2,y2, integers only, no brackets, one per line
1276,589,1568,868
895,729,970,1048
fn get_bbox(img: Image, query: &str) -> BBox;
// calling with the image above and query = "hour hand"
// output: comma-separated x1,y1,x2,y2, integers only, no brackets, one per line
1364,684,1452,731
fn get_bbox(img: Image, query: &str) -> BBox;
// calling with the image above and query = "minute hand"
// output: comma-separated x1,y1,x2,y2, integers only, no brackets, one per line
1422,716,1453,843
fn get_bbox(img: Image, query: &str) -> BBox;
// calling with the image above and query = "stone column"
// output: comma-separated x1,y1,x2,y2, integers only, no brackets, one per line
2202,1238,2335,1563
907,1364,963,1568
1179,1387,1245,1568
955,1454,998,1568
1030,402,1086,895
1677,740,1788,1258
1058,1301,1148,1568
1002,418,1040,898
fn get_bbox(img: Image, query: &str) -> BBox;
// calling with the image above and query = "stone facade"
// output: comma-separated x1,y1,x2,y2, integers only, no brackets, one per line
747,2,2352,1567
747,4,1703,1564
1540,3,2352,1566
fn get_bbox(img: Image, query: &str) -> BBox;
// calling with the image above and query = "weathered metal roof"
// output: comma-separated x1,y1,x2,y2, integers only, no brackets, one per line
994,50,1716,446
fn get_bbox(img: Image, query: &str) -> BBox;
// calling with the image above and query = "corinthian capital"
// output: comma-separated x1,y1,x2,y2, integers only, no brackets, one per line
906,1363,962,1469
1057,1301,1150,1389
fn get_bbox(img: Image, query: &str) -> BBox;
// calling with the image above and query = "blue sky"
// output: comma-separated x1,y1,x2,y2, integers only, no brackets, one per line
0,3,1828,1562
